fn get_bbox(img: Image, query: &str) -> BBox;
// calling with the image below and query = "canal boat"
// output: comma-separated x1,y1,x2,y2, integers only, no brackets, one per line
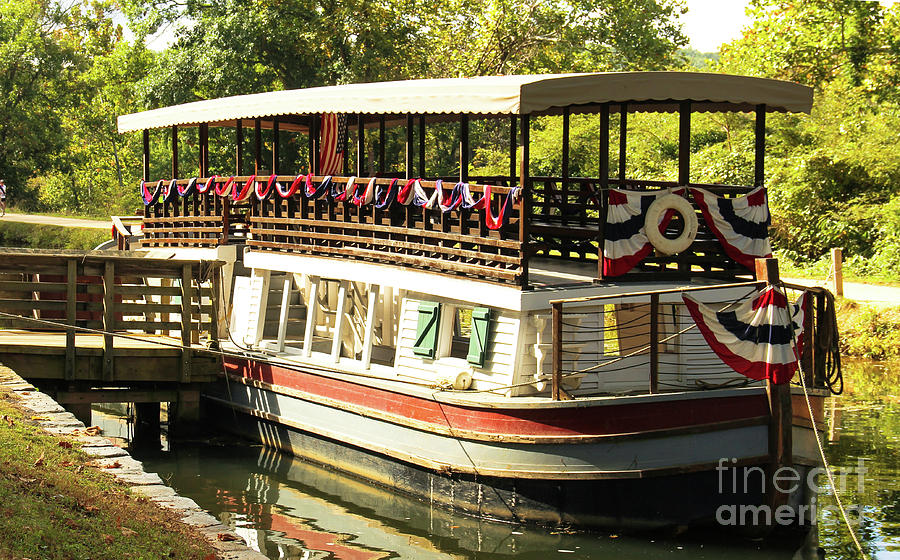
115,72,840,531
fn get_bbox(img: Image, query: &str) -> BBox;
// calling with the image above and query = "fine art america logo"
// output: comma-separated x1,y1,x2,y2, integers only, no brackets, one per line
715,458,866,526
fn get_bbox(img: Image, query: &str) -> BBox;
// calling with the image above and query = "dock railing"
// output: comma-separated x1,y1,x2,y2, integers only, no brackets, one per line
0,249,221,383
547,280,830,400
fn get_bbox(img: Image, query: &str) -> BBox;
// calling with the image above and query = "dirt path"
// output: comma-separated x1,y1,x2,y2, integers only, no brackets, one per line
1,212,111,230
785,277,900,308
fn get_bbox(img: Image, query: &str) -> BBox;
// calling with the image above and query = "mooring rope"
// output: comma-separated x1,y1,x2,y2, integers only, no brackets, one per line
779,281,864,557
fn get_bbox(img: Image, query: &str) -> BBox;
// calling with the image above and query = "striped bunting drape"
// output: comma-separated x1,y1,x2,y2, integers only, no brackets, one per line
689,186,772,270
682,286,809,385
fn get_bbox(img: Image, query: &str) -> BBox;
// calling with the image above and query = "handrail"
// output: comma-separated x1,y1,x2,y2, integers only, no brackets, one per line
549,280,765,306
144,175,517,195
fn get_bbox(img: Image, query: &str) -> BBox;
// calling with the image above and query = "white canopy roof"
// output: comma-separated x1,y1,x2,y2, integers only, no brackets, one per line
118,72,813,133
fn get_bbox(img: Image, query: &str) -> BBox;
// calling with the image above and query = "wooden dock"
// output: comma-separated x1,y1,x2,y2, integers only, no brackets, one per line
0,248,225,432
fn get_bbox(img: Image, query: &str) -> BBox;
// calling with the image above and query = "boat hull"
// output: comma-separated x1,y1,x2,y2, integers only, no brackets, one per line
205,357,820,531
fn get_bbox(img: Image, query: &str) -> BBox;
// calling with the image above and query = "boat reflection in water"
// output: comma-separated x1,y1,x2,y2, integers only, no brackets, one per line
137,442,818,560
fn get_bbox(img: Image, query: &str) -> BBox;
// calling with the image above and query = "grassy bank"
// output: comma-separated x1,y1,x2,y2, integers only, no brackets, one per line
0,380,216,560
0,221,107,251
837,299,900,360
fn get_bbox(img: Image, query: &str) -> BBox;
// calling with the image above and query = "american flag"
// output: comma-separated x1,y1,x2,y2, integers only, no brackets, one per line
319,113,348,175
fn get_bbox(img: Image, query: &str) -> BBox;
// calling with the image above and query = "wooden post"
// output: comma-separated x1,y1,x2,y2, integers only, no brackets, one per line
254,118,263,173
312,114,320,175
142,130,150,181
618,104,627,182
65,258,77,381
755,104,766,187
236,119,244,175
378,115,386,175
102,261,115,382
649,293,659,394
551,301,563,401
509,116,517,188
357,114,365,176
171,125,179,179
598,104,610,280
519,114,531,290
459,114,469,182
199,123,209,177
418,117,426,177
272,118,280,174
562,107,570,211
678,101,691,186
831,247,843,297
180,264,192,383
756,257,792,507
405,115,414,179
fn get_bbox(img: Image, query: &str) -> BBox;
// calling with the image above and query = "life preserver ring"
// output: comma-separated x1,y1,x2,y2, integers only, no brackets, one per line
645,194,698,255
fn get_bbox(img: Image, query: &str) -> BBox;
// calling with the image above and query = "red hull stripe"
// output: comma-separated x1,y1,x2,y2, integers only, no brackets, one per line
224,358,769,437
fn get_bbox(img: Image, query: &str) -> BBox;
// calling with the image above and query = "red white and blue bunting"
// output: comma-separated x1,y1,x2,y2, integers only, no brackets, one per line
682,286,809,385
603,188,684,277
689,186,772,271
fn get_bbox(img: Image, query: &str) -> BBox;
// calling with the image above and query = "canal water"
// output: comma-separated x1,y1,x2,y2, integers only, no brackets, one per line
91,360,897,559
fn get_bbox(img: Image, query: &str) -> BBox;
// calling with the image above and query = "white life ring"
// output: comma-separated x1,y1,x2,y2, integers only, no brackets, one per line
645,194,698,255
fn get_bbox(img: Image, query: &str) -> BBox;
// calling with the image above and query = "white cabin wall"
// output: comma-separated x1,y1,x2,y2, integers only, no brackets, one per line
395,295,520,393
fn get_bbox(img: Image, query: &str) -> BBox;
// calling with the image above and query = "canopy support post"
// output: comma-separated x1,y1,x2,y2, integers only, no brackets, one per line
378,116,386,175
509,116,517,188
199,123,209,178
459,114,469,182
312,114,320,175
236,119,243,175
562,107,570,220
519,114,531,290
678,101,691,186
171,125,178,179
418,116,426,177
272,118,280,174
755,104,766,187
618,103,627,183
142,130,150,181
254,118,262,174
405,115,414,179
598,103,610,280
357,114,365,176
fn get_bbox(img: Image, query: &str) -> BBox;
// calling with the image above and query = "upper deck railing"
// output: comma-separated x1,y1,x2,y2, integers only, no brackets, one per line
139,174,755,287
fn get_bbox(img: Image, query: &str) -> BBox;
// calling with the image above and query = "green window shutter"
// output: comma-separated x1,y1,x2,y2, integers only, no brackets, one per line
413,301,441,358
467,307,492,367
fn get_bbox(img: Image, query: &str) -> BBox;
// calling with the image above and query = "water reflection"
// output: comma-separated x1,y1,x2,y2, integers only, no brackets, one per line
116,360,900,559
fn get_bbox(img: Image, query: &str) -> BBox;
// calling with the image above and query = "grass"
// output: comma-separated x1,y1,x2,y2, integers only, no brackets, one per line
836,299,900,360
0,221,108,251
0,380,216,560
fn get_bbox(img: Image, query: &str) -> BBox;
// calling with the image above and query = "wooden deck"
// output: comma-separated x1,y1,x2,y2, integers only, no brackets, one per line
0,331,219,383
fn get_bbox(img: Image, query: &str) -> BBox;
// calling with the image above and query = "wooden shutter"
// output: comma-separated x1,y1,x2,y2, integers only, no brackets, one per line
413,301,441,358
467,307,492,367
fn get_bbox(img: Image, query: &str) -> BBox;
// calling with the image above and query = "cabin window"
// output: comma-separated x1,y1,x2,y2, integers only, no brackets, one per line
448,307,473,360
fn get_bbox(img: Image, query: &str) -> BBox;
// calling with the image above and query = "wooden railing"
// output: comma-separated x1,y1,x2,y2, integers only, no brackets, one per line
248,176,525,286
138,174,763,286
0,249,221,382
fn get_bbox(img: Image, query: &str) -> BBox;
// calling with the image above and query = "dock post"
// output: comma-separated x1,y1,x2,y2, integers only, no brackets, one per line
134,402,161,449
755,257,793,509
169,389,201,438
831,247,843,297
